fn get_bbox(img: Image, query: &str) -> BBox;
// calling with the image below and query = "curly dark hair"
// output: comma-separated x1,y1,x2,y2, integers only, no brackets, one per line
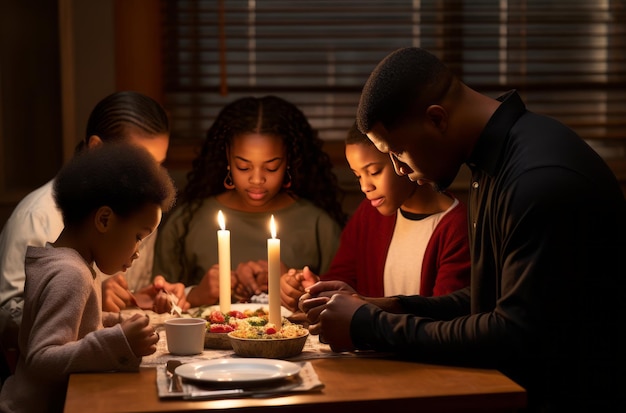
182,95,346,223
54,143,176,227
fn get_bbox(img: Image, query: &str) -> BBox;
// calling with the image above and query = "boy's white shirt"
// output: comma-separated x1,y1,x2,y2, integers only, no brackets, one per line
383,198,459,296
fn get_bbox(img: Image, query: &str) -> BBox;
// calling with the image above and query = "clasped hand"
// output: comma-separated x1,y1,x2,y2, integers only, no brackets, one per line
298,280,367,353
280,266,319,311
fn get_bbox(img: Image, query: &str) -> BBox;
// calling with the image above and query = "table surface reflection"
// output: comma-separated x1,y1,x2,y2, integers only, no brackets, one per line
64,356,526,413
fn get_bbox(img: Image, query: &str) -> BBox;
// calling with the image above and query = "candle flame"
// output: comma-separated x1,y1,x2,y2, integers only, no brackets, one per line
218,210,226,230
270,215,277,239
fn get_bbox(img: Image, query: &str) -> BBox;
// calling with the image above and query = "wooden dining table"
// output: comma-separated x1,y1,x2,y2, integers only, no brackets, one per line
63,308,527,413
64,350,526,413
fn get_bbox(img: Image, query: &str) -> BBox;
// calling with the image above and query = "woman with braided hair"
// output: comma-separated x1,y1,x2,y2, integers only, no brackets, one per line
154,95,346,307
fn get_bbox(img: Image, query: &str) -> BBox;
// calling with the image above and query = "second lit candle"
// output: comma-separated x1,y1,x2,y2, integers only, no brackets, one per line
267,215,281,327
217,210,231,313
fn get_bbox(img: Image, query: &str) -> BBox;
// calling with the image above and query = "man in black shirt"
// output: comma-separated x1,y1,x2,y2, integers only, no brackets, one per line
300,47,626,412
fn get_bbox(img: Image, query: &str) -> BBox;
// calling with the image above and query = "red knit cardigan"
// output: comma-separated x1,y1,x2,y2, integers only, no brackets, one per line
321,197,471,297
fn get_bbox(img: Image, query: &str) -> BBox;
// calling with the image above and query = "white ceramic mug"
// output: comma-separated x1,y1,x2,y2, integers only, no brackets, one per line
164,318,206,355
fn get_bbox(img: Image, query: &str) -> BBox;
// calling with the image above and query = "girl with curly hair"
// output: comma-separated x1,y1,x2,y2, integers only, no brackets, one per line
154,95,346,307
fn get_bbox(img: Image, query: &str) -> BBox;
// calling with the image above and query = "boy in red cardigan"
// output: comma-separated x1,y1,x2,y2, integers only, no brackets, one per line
281,123,470,311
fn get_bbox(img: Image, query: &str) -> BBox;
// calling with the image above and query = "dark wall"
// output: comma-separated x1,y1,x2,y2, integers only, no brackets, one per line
0,1,64,226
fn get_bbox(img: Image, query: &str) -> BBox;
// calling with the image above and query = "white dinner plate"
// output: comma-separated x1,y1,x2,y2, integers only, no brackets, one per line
199,303,292,318
175,358,301,383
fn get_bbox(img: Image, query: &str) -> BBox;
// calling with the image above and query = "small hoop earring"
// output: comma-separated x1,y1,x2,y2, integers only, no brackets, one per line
282,167,292,189
223,166,235,189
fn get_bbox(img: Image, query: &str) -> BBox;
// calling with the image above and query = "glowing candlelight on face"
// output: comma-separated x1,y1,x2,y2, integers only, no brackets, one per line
267,215,281,327
217,210,231,313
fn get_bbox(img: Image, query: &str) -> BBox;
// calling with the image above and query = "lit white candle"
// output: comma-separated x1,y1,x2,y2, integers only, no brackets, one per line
217,210,231,313
267,215,281,327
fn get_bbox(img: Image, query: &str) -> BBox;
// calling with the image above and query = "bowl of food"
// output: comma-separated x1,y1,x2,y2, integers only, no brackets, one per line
197,304,303,353
228,321,309,359
200,305,274,350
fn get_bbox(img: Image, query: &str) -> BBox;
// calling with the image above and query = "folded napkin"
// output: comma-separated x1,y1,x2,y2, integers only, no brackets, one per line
157,361,324,400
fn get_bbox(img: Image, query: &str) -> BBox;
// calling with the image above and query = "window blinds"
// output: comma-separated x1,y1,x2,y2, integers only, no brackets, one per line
161,0,626,162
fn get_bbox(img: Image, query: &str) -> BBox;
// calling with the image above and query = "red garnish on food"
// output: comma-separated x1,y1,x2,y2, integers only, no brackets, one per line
209,311,226,324
228,310,246,319
209,324,234,333
265,327,277,335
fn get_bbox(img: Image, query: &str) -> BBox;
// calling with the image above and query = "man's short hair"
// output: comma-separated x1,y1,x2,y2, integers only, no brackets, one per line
357,47,454,134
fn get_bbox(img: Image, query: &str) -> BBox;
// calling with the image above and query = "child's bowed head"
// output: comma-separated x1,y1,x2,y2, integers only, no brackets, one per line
53,142,176,227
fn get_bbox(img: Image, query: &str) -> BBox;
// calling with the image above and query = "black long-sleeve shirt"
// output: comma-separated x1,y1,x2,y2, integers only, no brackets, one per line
352,91,626,412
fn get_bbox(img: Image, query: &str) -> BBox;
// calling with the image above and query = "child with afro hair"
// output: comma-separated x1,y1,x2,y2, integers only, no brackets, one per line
0,143,176,413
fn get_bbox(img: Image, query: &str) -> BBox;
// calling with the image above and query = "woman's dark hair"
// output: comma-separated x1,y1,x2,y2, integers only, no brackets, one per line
182,95,346,224
54,143,176,226
75,91,170,153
